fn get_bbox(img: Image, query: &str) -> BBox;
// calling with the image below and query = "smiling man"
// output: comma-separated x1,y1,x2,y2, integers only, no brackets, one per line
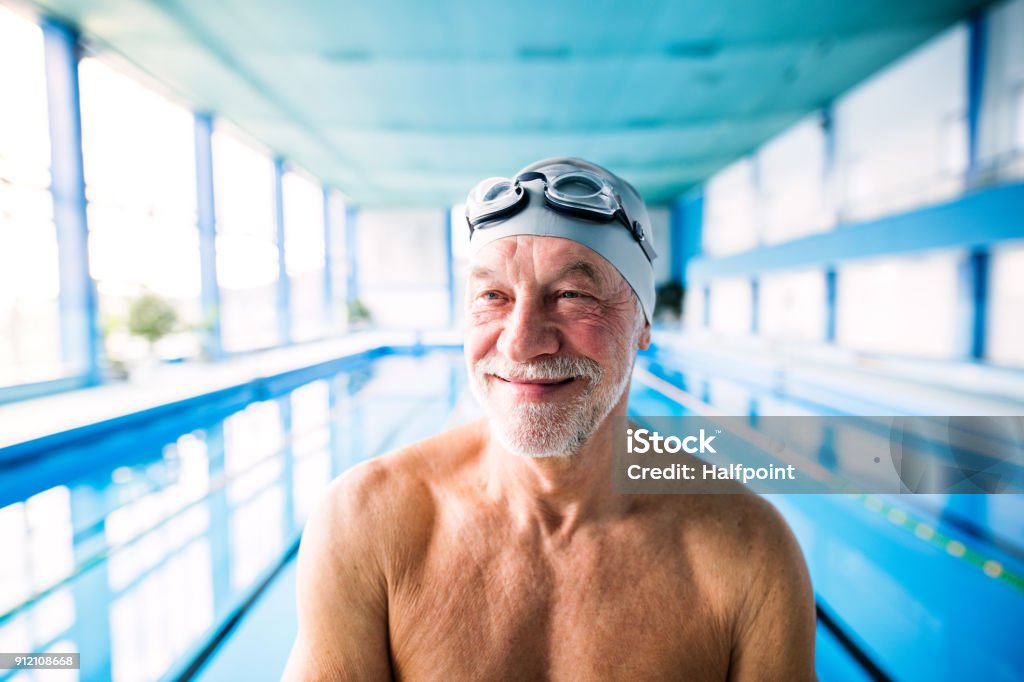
283,158,816,681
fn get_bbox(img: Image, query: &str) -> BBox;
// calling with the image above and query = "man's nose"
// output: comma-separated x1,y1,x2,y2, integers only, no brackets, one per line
496,295,560,362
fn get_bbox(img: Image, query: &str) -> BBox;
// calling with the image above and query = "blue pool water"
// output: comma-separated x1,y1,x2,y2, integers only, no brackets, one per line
1,345,1021,681
0,349,468,682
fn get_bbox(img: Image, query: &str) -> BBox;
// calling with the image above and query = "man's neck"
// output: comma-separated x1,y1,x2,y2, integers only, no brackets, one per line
479,404,632,540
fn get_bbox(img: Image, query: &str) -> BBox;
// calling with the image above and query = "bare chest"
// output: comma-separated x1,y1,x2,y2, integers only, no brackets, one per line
387,519,733,681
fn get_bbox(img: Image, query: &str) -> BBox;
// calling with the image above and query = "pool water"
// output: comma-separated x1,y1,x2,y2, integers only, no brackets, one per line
1,346,1021,681
0,350,468,682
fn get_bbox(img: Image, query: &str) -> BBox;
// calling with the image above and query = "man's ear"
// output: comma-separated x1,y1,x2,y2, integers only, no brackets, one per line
638,321,652,350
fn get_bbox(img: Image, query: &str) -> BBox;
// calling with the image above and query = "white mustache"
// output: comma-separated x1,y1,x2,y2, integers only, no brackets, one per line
475,355,603,383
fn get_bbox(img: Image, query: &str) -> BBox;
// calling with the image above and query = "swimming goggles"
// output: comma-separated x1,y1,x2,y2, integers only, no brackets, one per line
465,169,658,263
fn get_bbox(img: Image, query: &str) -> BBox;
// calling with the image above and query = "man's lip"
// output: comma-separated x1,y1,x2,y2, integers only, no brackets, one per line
493,375,575,386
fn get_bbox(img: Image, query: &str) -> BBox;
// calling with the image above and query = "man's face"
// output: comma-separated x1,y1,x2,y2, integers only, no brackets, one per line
464,235,651,457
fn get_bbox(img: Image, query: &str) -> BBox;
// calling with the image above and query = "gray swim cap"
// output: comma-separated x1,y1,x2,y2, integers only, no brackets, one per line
467,157,657,323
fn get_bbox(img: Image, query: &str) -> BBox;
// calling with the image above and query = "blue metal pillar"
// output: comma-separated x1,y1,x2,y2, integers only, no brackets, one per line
957,249,989,360
966,11,988,185
42,20,101,384
824,268,837,343
272,159,291,345
322,188,335,331
444,207,456,328
818,425,837,469
671,189,704,286
193,112,222,359
345,206,360,305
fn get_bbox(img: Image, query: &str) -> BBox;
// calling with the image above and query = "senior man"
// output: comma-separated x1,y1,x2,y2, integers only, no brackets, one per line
283,158,816,681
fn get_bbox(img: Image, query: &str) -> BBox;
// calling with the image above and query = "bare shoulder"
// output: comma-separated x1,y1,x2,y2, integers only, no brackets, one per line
284,420,487,680
677,493,813,613
670,493,816,680
691,493,803,566
304,417,488,572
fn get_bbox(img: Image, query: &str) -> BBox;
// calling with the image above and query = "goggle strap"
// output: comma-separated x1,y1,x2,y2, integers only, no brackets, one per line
614,210,658,263
515,171,548,185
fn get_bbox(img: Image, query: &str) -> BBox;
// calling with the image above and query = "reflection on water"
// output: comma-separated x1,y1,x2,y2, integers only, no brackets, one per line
0,485,79,682
230,486,283,593
225,400,283,506
0,350,469,682
290,381,332,523
109,539,213,682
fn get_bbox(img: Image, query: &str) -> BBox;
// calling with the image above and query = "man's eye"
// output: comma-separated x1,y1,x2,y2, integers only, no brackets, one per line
559,291,584,299
481,291,503,301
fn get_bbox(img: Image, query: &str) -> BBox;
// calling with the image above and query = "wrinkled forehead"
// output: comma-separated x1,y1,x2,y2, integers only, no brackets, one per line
467,235,630,292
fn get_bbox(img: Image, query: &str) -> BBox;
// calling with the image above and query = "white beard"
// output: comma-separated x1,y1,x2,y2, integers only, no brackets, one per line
468,345,637,458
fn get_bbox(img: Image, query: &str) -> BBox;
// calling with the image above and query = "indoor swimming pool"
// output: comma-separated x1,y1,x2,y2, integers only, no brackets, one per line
4,0,1023,679
1,344,1021,681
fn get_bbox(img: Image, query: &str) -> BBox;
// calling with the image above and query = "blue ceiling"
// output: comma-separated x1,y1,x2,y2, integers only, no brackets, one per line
23,0,990,206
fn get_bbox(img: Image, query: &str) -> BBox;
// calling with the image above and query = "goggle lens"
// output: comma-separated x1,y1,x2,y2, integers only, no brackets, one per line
466,177,525,226
547,171,616,216
549,173,603,199
468,177,514,205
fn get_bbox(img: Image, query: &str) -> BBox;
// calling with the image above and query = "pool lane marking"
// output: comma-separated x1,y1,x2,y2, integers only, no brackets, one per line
851,493,1023,593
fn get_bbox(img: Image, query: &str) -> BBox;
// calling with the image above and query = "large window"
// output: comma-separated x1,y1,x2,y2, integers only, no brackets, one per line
683,283,707,331
0,6,61,387
212,128,278,352
979,0,1024,182
757,115,833,244
357,208,449,329
702,158,758,256
987,241,1024,367
79,57,200,363
758,270,827,342
833,25,968,222
283,169,325,342
707,277,753,336
836,251,962,359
